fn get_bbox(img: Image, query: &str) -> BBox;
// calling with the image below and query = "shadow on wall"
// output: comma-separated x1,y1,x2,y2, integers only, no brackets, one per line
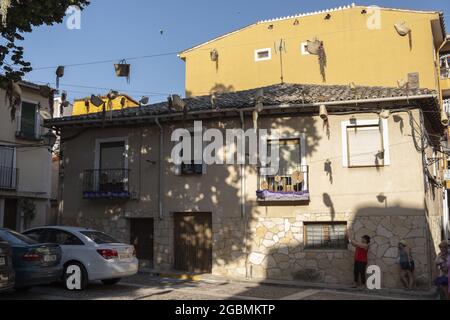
161,114,322,275
239,203,437,295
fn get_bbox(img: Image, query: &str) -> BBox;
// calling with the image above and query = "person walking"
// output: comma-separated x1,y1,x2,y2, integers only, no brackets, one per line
350,235,371,289
398,240,415,290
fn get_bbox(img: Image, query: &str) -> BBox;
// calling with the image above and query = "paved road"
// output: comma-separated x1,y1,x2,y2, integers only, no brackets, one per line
0,274,431,300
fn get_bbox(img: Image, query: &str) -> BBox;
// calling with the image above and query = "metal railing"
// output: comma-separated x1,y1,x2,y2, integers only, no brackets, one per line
83,169,130,197
444,99,450,114
257,165,309,193
0,166,18,190
440,55,450,79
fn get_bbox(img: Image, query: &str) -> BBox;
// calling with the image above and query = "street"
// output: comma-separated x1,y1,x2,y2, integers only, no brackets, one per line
0,274,432,301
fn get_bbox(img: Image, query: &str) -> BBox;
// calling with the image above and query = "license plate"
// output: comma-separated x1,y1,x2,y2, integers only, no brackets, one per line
44,255,56,263
0,257,5,266
119,253,131,260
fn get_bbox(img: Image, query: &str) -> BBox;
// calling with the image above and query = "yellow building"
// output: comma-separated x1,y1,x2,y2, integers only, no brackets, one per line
179,4,445,97
72,94,139,116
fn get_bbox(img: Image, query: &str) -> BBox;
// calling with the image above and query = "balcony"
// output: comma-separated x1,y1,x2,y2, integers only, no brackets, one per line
256,165,310,202
83,169,131,200
0,166,18,190
440,54,450,94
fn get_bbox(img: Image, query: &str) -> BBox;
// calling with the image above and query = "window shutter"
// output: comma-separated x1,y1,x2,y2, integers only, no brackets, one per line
347,125,383,167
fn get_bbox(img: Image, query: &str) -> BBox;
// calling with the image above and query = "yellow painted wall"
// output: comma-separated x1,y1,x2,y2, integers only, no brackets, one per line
72,95,139,116
180,7,441,97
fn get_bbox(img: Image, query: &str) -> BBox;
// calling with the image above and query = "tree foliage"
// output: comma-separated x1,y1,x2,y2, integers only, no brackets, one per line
0,0,90,85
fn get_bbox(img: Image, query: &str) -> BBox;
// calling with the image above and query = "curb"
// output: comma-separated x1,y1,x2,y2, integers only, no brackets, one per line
142,270,203,282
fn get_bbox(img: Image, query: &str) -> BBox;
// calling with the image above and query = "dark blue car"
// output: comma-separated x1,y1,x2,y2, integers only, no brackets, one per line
0,228,62,291
0,240,14,292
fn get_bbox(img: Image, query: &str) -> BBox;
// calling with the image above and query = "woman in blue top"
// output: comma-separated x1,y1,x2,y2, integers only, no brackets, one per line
398,240,415,290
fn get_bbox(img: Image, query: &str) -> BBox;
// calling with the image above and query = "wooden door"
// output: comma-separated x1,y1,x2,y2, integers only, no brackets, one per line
3,199,17,231
130,218,154,268
174,213,212,273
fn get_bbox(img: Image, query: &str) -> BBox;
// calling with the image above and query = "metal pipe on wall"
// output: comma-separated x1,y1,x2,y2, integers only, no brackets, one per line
155,118,164,221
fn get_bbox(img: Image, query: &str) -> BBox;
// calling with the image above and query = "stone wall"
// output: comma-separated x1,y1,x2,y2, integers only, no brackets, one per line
242,212,432,289
62,209,434,290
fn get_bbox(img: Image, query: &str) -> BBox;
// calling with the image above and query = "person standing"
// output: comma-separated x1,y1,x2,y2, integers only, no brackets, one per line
350,235,371,289
398,240,415,290
434,241,449,300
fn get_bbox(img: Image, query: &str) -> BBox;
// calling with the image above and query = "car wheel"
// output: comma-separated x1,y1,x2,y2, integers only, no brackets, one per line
101,278,121,286
63,262,88,290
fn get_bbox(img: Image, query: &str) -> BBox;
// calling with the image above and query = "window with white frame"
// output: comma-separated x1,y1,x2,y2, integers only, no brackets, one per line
300,42,310,55
254,48,271,62
341,119,390,168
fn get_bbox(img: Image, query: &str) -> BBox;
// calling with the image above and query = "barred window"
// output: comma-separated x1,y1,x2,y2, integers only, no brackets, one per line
304,222,348,250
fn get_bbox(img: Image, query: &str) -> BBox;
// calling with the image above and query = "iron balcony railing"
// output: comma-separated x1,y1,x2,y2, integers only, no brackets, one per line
257,165,310,201
0,166,18,190
83,169,130,199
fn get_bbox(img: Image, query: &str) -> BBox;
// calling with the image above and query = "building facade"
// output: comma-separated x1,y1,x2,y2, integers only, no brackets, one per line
0,81,55,231
46,4,449,289
47,82,444,289
179,4,445,97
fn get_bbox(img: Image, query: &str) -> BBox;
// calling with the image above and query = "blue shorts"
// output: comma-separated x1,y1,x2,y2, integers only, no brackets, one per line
434,276,448,286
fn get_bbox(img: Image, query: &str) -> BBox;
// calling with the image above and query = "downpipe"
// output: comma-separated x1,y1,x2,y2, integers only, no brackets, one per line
155,118,164,221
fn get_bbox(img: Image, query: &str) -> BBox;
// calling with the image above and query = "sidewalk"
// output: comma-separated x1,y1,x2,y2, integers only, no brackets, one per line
140,269,436,300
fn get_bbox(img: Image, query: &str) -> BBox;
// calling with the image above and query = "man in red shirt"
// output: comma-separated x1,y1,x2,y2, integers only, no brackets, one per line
350,235,371,289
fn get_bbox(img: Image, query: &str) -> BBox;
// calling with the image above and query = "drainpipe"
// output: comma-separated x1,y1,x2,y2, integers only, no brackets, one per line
155,118,164,221
239,110,250,279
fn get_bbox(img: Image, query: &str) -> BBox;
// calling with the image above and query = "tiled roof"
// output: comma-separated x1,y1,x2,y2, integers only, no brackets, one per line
46,83,438,127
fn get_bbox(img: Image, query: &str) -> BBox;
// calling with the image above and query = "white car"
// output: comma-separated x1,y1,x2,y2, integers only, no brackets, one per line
23,226,138,290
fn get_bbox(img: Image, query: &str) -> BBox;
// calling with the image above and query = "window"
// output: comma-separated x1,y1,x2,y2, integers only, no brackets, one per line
100,141,126,170
0,146,16,189
52,230,84,246
341,119,390,167
265,139,305,192
0,230,37,245
18,101,40,139
254,48,271,61
444,99,450,114
301,42,310,55
91,138,130,194
304,222,348,250
81,231,118,244
24,229,49,243
178,129,205,175
440,54,450,79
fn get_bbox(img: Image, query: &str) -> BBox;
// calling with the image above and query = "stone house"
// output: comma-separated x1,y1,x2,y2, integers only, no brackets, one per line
46,82,445,289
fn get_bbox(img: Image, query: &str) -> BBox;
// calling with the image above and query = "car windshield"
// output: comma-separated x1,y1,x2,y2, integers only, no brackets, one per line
0,230,37,245
80,231,119,244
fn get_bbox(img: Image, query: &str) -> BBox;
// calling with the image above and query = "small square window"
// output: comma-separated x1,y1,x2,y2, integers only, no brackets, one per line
301,42,310,55
255,48,271,61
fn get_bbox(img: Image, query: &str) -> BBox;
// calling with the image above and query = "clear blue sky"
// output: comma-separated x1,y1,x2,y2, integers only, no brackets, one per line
22,0,450,103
